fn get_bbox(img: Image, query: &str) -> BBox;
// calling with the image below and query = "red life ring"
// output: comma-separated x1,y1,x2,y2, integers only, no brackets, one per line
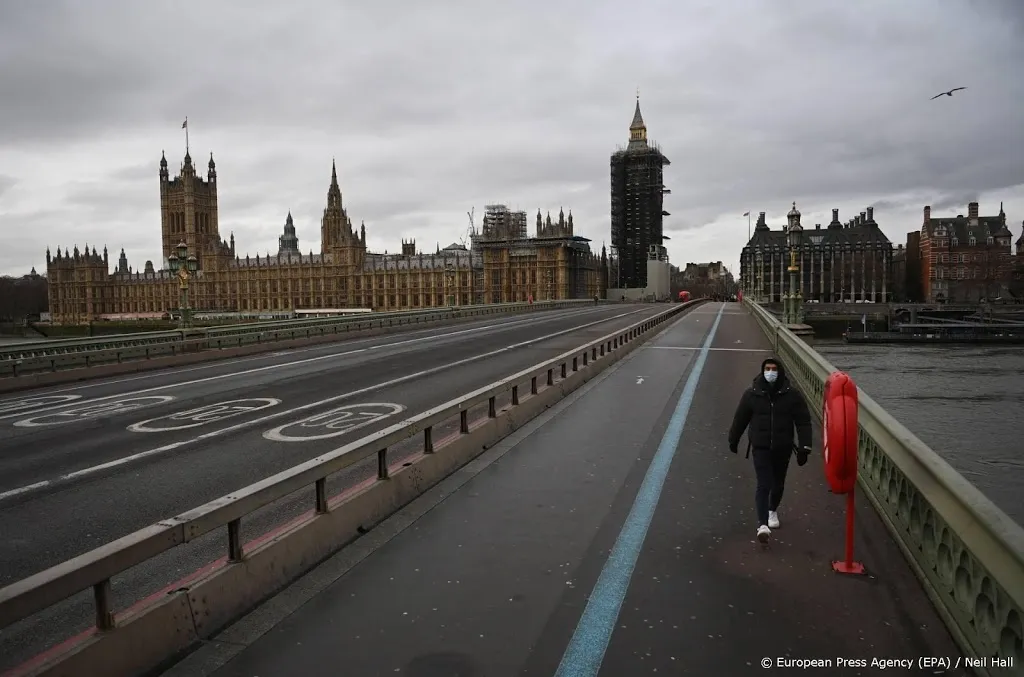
822,371,859,494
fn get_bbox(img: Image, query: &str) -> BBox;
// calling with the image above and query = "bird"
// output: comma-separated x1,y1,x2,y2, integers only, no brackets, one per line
930,87,966,100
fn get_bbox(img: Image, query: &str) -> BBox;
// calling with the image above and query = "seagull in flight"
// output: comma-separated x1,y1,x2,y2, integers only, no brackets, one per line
931,87,966,100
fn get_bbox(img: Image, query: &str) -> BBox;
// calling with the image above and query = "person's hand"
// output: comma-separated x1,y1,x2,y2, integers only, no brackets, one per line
796,446,811,466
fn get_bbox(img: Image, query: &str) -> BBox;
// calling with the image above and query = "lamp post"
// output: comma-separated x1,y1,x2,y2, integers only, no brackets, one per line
784,202,804,325
444,263,456,307
167,240,199,328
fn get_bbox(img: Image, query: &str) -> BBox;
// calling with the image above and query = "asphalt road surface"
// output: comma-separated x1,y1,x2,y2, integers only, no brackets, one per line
0,302,678,672
173,303,965,677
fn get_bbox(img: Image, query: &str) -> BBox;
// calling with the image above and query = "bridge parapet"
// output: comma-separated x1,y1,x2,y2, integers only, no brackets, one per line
745,298,1024,673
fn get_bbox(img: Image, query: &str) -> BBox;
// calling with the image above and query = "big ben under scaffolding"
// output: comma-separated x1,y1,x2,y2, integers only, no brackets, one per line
609,96,671,289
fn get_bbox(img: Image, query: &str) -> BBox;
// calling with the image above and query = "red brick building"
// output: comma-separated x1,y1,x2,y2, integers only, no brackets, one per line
919,201,1014,303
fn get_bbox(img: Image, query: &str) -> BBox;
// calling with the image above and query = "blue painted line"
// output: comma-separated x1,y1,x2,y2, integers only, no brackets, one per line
553,303,726,677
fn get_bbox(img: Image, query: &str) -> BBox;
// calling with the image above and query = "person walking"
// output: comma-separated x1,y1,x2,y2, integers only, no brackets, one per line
728,358,813,543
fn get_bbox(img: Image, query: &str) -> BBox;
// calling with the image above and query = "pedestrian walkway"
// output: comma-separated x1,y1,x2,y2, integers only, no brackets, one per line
164,302,968,676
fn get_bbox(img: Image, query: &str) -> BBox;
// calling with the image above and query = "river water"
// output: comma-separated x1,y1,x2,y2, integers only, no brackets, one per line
812,341,1024,527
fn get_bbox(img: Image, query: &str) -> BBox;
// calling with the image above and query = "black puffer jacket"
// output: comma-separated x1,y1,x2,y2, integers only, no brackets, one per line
728,358,812,454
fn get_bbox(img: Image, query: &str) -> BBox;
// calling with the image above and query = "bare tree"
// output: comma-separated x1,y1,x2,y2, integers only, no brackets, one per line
0,274,49,322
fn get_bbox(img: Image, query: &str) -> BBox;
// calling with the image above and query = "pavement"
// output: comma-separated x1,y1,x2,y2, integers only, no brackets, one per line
166,302,970,677
0,303,676,673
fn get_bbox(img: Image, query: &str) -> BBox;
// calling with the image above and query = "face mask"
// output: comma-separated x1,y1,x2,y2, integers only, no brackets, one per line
763,370,778,383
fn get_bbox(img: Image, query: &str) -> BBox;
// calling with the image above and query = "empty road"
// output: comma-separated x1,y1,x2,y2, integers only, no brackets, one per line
0,302,683,672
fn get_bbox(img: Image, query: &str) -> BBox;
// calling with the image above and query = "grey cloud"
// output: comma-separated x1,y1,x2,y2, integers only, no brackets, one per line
107,163,153,183
0,175,16,198
1,0,1023,276
869,199,904,212
932,192,983,213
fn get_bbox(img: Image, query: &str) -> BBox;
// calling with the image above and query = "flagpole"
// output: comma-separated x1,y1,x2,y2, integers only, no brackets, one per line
183,117,189,155
748,211,751,241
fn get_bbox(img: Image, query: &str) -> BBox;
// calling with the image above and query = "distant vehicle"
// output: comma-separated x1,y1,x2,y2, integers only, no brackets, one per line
678,290,691,302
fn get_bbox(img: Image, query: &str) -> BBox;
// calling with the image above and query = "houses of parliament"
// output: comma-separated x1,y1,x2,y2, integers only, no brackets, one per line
45,151,607,324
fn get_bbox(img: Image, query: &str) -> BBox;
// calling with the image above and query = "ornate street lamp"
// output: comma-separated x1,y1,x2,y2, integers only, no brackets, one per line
168,240,199,328
785,202,804,325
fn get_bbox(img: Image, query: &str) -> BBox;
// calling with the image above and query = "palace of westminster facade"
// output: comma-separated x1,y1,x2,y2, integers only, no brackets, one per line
45,151,607,324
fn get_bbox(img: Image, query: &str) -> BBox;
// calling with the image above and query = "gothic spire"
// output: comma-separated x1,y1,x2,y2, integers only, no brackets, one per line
326,160,342,209
628,93,648,148
630,95,645,131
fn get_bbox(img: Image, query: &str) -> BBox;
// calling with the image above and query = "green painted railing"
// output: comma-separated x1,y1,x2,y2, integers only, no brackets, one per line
0,300,598,378
744,298,1024,676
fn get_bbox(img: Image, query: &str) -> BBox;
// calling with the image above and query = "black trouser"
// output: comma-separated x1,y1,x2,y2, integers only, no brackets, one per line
752,446,792,526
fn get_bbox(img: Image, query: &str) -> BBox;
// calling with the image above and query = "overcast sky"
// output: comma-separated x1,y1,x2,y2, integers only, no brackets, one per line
1,0,1023,278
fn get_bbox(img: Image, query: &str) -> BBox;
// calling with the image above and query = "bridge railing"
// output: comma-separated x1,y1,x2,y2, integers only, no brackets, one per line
0,300,595,377
0,299,705,677
744,298,1024,671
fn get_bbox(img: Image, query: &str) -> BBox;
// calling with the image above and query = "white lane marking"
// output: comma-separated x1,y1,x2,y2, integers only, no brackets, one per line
12,396,177,428
646,346,772,352
0,307,606,421
0,394,82,415
0,308,597,401
636,377,645,384
263,403,405,442
0,308,650,498
0,480,52,501
127,398,281,433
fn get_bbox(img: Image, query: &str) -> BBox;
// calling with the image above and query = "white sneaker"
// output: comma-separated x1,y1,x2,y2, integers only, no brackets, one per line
768,511,780,529
757,525,771,543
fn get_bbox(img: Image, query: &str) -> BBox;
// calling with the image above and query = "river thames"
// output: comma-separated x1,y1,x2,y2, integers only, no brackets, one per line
813,341,1024,527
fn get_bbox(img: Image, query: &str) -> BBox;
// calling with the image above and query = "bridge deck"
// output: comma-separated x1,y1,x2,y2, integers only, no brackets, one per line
166,303,967,677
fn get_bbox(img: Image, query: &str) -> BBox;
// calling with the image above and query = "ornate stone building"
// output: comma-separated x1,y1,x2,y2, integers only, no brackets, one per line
45,151,605,324
919,202,1014,303
739,203,893,303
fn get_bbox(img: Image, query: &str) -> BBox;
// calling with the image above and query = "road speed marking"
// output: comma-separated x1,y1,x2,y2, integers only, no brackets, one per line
263,402,405,442
0,394,83,416
127,398,282,433
13,396,176,428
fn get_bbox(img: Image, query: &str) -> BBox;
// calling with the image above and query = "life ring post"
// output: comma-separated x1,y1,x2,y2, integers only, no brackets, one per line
822,370,867,575
832,490,865,574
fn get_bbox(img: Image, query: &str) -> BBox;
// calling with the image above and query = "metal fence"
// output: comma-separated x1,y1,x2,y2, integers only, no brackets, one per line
0,300,594,378
744,298,1024,674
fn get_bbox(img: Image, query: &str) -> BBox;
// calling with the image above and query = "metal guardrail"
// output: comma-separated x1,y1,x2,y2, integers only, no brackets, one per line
0,300,594,378
0,299,703,651
743,298,1024,673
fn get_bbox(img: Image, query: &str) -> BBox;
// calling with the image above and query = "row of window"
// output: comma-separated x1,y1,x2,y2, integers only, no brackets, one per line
745,245,892,254
929,267,1001,279
933,253,1005,263
928,237,1010,247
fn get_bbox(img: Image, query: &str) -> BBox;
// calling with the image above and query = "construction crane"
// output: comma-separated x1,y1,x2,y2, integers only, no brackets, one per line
459,207,476,248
